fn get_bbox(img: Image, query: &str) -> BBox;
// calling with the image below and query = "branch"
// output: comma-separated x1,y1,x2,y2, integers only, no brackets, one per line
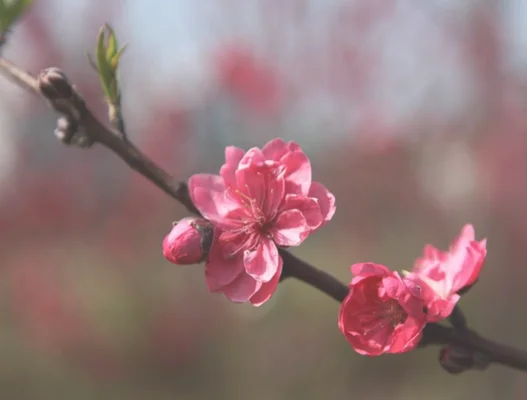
1,57,526,372
0,59,197,213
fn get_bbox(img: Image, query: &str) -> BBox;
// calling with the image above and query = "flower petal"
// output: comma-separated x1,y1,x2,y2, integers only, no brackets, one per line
222,271,262,303
281,194,323,231
250,257,283,306
205,233,245,290
387,317,424,354
244,238,279,282
238,147,266,169
452,224,475,249
287,141,301,152
220,146,245,187
261,137,288,160
270,209,310,246
308,181,336,224
351,262,392,280
234,161,285,216
188,174,237,225
279,150,312,195
412,224,487,300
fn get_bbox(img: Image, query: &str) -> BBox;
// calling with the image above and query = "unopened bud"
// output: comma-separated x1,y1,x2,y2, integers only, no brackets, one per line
38,67,73,99
162,217,213,265
439,344,490,374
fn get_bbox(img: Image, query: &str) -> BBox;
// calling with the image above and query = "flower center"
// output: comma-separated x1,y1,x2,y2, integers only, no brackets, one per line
228,188,269,229
219,186,276,258
379,299,408,327
352,298,409,338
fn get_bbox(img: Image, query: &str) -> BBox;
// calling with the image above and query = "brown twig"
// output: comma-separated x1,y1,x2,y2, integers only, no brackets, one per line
1,57,526,372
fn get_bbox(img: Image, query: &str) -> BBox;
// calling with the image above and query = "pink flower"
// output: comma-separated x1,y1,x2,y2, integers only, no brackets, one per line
189,138,336,305
407,224,487,322
338,263,427,356
163,217,214,265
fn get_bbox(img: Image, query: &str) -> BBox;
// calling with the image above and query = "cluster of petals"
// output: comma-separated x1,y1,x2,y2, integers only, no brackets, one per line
188,138,336,306
339,225,487,356
406,224,487,322
338,262,427,356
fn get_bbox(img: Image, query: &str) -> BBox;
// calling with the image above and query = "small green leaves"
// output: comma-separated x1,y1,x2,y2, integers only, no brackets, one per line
0,0,33,36
88,24,128,136
88,24,127,105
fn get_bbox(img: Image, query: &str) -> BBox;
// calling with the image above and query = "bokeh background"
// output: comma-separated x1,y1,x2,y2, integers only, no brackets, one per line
0,0,526,399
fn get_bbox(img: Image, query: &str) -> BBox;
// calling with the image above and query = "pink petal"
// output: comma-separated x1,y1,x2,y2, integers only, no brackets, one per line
206,266,241,292
244,238,279,282
426,294,459,322
234,163,285,215
189,173,225,193
188,174,236,224
261,137,288,160
238,147,266,169
351,262,392,279
220,146,245,186
449,245,486,292
250,258,283,306
218,229,258,258
226,146,245,165
380,275,406,299
287,141,301,152
442,225,487,293
465,238,487,285
205,234,245,290
191,188,240,228
388,318,424,353
454,224,476,247
400,278,425,301
281,194,323,230
222,271,262,303
308,181,336,224
423,244,440,260
270,209,310,246
279,150,312,195
262,172,286,218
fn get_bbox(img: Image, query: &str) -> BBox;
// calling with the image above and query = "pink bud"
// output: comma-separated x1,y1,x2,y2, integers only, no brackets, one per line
162,217,213,265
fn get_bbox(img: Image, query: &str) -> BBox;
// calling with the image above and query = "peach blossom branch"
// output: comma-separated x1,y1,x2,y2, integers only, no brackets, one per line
1,57,526,373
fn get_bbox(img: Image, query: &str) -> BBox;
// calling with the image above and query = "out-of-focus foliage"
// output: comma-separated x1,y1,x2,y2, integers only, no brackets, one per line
0,1,526,399
0,0,32,33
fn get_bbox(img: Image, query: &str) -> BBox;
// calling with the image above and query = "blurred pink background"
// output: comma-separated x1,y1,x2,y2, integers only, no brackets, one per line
0,0,526,399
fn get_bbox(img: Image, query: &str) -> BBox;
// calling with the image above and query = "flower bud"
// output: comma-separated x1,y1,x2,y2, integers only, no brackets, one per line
162,217,213,265
439,344,490,374
38,67,74,99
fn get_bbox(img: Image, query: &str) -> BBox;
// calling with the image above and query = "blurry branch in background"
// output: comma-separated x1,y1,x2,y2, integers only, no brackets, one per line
1,14,527,374
88,24,127,137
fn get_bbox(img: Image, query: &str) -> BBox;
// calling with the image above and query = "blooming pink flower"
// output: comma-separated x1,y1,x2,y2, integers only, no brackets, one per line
163,217,214,265
338,263,427,356
407,224,487,322
189,138,336,305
